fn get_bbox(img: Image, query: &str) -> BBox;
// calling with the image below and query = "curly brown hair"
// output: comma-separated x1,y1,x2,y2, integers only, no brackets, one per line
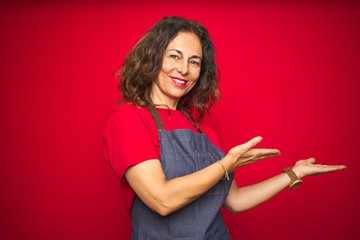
118,16,219,119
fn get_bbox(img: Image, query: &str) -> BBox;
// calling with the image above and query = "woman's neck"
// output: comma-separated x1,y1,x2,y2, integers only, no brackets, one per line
150,91,179,110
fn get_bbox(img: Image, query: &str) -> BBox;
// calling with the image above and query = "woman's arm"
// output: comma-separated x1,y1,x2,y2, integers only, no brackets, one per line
223,158,346,213
126,158,229,216
125,136,280,216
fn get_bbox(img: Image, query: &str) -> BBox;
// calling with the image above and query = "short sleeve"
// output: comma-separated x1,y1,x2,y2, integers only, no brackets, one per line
103,106,159,182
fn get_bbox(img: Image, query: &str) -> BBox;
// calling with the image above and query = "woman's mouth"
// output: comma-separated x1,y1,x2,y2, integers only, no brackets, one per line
171,77,188,87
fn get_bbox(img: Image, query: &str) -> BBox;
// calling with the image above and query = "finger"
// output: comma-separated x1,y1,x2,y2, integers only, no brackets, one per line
310,163,346,168
247,148,281,158
311,165,347,175
240,136,263,151
258,153,281,160
240,149,280,163
321,166,346,173
306,158,316,164
316,164,347,170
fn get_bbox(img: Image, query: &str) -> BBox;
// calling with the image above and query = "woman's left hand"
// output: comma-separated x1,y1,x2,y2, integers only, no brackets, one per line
292,158,346,179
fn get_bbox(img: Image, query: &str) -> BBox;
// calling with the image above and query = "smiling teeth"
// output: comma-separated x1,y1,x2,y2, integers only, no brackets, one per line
174,79,185,83
172,78,185,83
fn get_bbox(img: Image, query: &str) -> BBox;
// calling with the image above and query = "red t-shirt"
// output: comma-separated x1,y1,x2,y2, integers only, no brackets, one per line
103,104,221,215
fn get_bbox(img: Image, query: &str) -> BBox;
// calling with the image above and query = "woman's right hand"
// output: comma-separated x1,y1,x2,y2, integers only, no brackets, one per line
224,137,281,172
125,136,280,216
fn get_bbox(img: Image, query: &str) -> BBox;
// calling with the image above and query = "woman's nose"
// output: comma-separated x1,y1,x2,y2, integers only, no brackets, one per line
176,60,189,76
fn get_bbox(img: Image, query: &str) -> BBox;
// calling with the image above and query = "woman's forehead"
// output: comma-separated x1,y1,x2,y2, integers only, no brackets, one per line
165,32,202,57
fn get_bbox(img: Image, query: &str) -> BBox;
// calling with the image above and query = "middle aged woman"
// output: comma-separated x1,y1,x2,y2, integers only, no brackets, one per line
104,16,346,239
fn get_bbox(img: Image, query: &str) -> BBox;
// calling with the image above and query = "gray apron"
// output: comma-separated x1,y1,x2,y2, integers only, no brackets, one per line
130,106,234,239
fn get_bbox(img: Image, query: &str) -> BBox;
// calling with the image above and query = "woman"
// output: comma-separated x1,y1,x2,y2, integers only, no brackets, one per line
104,16,346,239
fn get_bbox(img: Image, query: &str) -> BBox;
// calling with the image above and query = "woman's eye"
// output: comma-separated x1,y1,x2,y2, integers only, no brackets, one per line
170,55,179,59
190,60,200,66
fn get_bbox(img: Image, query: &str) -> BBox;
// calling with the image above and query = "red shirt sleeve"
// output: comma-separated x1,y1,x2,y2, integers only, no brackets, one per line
103,105,159,182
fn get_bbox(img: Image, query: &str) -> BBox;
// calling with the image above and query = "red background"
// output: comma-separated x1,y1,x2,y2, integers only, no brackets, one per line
1,1,359,239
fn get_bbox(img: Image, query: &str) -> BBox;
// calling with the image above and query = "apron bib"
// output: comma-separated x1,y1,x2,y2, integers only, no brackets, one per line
130,106,234,240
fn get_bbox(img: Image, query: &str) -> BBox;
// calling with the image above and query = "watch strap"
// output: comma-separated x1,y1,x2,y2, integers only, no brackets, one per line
283,167,303,190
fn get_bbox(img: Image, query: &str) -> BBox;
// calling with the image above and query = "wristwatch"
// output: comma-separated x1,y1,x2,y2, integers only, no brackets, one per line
283,167,303,190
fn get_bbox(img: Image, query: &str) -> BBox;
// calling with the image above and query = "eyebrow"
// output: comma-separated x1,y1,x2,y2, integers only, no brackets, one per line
168,49,202,60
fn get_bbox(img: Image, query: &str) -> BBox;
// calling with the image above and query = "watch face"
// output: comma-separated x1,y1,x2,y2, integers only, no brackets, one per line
291,181,302,190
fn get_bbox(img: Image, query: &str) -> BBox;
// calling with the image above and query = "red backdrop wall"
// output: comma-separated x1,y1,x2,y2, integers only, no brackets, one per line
1,1,359,239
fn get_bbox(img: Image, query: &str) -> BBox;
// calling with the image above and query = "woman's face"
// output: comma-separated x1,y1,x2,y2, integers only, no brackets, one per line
151,31,203,109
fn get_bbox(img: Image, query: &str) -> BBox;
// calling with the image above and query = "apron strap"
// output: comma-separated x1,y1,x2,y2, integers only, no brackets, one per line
147,105,203,134
177,105,203,134
148,106,165,130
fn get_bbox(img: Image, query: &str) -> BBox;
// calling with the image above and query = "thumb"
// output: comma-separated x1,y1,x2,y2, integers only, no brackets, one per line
306,158,316,164
241,136,263,151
